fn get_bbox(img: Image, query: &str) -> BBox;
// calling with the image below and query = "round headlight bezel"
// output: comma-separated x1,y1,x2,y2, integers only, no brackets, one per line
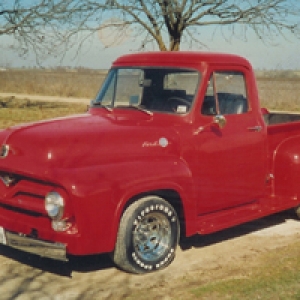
45,191,65,220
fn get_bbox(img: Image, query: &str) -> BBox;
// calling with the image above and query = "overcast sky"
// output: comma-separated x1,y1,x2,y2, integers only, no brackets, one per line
0,23,299,70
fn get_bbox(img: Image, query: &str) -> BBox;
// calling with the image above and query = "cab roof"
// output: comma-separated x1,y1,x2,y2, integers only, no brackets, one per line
113,51,252,69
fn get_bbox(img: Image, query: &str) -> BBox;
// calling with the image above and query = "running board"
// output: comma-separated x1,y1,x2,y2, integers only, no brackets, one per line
196,201,262,234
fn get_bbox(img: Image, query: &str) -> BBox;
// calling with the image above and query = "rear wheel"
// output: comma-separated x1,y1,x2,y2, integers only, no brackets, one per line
112,196,180,274
295,206,300,219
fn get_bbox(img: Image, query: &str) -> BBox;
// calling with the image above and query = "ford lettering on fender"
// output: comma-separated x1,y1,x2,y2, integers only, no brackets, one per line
0,52,300,273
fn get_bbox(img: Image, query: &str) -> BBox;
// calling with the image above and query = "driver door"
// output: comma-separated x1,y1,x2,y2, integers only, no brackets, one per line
194,69,267,215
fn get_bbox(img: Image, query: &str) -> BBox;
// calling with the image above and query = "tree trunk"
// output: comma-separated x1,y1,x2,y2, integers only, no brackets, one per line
158,42,168,51
156,35,168,51
169,33,181,51
170,40,180,51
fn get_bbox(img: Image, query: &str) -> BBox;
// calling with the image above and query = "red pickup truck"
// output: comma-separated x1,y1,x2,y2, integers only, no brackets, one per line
0,52,299,274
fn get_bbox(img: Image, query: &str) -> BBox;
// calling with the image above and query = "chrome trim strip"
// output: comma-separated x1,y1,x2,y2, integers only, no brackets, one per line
5,231,67,261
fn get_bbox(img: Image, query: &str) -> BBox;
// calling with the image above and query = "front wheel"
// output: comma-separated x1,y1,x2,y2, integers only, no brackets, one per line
112,196,180,274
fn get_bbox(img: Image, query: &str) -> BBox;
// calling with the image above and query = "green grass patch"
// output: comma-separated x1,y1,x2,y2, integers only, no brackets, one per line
191,242,300,300
0,97,87,129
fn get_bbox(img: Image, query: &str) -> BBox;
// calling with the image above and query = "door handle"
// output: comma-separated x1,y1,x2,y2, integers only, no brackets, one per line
247,126,262,132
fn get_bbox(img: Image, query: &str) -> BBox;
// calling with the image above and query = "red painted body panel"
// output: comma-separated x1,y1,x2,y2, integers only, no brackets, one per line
0,52,300,258
268,124,300,207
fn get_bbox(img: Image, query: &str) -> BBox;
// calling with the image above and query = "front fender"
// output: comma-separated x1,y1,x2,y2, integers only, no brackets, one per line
56,156,196,254
110,157,197,245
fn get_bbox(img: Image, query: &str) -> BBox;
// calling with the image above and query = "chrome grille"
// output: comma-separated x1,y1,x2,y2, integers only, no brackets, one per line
0,172,17,187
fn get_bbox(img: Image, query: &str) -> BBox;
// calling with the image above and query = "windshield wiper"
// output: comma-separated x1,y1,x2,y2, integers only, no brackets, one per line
116,105,153,116
92,101,113,112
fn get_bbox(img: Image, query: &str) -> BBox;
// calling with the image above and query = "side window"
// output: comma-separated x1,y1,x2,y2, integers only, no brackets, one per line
201,71,249,115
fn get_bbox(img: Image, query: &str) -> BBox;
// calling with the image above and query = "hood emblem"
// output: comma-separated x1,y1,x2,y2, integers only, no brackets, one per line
142,137,169,148
159,137,168,148
0,144,9,158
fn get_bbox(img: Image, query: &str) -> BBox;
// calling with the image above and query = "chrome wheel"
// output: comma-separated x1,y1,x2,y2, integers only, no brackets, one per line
133,212,171,262
112,196,179,273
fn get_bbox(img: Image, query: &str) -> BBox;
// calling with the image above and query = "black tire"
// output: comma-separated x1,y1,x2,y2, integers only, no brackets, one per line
112,196,180,274
295,206,300,219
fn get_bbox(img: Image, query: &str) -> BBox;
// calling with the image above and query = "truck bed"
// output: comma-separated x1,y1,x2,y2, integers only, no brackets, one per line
265,112,300,125
266,111,300,167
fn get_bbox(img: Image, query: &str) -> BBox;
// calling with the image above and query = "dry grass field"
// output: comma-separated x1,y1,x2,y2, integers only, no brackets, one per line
0,69,107,99
0,98,87,129
257,77,300,111
0,69,300,111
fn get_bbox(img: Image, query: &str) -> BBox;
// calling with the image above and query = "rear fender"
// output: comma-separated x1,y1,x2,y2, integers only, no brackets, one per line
273,136,300,201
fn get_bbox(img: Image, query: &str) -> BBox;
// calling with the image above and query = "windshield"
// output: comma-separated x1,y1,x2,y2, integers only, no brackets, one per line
94,67,200,114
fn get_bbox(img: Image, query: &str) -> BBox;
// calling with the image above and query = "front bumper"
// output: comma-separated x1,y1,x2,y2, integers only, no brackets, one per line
1,229,67,261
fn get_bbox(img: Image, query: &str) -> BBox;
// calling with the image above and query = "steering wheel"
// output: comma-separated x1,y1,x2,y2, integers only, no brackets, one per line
165,97,191,112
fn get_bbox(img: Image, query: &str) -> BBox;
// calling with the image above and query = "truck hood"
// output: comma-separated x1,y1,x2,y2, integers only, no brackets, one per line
0,111,180,180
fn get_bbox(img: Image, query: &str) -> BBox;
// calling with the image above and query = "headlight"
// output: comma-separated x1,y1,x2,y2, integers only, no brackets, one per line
45,191,64,220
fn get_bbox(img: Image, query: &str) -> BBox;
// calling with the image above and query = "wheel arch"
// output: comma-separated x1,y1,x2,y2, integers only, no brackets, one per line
110,187,196,251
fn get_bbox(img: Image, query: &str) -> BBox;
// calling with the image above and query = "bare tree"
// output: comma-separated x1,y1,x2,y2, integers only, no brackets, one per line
1,0,300,58
0,0,80,62
56,0,300,51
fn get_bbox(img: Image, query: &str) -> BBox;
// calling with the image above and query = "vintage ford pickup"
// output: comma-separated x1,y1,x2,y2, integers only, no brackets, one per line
0,52,300,273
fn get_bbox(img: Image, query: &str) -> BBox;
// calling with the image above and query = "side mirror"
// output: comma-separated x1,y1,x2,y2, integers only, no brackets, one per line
194,114,227,135
213,115,227,129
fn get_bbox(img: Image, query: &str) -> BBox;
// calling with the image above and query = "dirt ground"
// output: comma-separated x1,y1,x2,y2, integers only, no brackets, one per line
0,209,299,300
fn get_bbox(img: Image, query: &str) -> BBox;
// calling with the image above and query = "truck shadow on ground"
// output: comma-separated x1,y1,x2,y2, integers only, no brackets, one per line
0,245,115,277
0,209,297,277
